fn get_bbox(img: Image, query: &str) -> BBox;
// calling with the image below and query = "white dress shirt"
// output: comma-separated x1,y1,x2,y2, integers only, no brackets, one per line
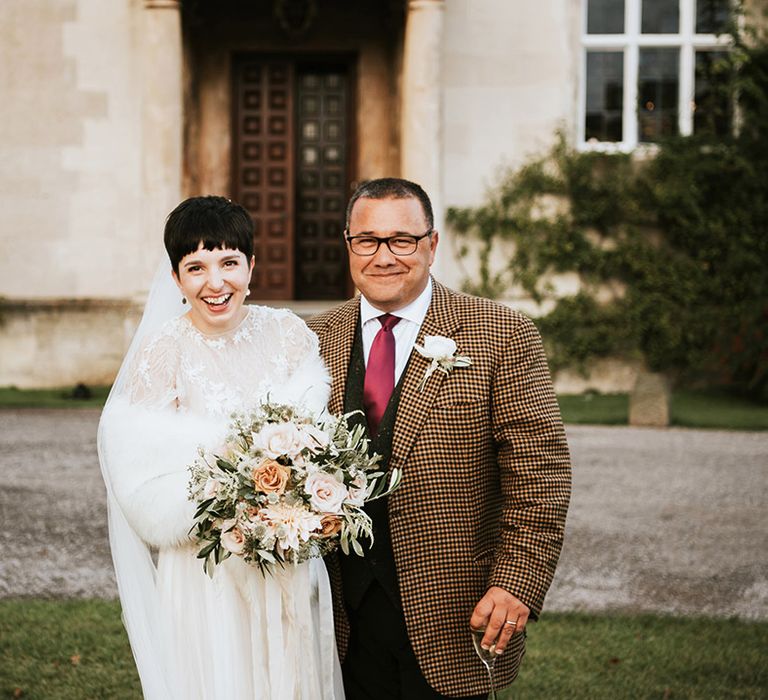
360,278,433,385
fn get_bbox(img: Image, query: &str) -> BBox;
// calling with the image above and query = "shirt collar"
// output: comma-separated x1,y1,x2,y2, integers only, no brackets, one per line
360,276,434,327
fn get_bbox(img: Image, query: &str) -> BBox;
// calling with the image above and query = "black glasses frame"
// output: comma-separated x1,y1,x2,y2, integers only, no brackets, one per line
344,229,433,256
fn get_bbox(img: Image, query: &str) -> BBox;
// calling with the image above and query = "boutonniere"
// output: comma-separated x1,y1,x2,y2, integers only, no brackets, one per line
414,335,472,391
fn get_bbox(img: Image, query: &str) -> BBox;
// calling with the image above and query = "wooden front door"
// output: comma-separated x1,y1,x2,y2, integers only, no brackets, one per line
233,56,352,300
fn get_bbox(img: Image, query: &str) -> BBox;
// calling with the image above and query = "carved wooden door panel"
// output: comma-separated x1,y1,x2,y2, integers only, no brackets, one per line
294,67,349,300
233,57,350,300
233,58,295,300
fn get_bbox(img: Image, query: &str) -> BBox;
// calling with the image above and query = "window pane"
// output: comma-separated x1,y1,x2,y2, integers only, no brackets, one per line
642,0,679,33
696,0,731,34
694,51,733,136
586,51,624,142
587,0,625,34
638,48,679,142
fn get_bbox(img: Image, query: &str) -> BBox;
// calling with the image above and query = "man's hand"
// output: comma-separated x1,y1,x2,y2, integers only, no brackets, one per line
469,586,530,655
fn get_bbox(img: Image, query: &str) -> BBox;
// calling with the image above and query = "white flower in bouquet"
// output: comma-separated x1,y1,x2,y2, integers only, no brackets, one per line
252,421,304,459
299,423,331,453
220,519,246,554
345,474,368,507
203,477,219,500
305,472,348,514
260,502,323,552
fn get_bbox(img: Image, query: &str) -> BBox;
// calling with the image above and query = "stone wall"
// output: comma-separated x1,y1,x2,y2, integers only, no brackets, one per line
0,0,151,302
439,0,579,289
0,300,141,389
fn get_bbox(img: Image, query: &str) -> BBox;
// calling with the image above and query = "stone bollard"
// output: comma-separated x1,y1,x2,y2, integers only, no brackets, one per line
629,371,670,427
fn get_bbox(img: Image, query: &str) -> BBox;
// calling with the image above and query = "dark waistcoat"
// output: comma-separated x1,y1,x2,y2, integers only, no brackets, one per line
339,322,410,610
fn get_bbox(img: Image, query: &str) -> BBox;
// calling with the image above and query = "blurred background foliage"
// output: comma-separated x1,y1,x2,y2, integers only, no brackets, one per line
448,19,768,400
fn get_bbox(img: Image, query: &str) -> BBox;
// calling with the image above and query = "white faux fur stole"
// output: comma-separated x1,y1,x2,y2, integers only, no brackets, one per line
99,351,330,550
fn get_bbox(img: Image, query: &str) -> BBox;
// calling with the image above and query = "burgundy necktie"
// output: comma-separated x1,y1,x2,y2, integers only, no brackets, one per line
363,314,401,437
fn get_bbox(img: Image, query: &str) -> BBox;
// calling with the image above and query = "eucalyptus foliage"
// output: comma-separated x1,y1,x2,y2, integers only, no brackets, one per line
448,24,768,398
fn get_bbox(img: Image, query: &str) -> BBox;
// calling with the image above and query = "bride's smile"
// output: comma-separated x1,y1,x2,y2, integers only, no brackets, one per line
173,243,255,335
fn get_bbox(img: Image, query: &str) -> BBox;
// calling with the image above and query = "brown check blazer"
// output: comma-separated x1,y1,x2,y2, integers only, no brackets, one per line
308,280,571,697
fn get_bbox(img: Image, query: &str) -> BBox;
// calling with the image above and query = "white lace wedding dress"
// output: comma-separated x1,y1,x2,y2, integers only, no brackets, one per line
99,305,344,700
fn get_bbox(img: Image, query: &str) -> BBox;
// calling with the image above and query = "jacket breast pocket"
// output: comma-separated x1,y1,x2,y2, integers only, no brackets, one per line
424,401,491,451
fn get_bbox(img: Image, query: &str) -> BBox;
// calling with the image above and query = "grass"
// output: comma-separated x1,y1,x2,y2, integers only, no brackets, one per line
507,612,768,699
671,389,768,430
1,602,765,699
558,390,768,431
0,600,140,699
1,385,766,430
557,392,630,425
0,386,110,409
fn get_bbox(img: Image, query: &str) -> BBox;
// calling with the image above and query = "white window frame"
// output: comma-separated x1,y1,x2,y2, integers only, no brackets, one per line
579,0,732,152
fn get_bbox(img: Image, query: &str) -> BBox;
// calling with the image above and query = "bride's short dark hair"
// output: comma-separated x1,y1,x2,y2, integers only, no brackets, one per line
164,196,254,272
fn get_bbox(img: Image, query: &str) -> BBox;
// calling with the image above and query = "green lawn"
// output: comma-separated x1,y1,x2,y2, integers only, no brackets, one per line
558,390,768,431
507,612,768,699
0,385,111,409
0,600,140,700
1,601,765,699
557,392,630,425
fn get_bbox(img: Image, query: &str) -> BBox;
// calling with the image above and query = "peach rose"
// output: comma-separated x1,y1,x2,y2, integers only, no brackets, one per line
220,519,246,555
318,515,342,537
252,458,291,494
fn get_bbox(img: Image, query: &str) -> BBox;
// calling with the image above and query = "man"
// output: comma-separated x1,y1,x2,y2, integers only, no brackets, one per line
308,178,571,699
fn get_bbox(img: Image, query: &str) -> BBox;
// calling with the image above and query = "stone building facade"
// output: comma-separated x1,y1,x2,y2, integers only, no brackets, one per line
0,0,751,390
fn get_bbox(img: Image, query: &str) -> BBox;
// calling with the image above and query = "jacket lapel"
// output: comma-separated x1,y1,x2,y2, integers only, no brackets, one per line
323,298,360,416
389,280,461,475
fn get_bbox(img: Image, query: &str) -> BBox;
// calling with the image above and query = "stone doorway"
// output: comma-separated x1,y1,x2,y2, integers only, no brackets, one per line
182,0,403,301
232,56,353,300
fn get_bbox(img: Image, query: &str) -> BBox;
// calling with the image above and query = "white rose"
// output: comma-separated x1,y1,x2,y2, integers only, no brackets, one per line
252,422,303,459
419,335,457,360
299,424,330,454
220,518,246,555
203,478,219,500
304,472,348,514
345,474,367,507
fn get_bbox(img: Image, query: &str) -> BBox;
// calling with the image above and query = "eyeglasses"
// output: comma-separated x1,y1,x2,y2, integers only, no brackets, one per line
344,229,433,256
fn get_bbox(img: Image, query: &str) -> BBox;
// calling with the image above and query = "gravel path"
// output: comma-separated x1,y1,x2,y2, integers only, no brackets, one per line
1,409,766,620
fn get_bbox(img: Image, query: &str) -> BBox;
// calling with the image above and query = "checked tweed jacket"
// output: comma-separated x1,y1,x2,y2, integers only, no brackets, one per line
308,280,571,697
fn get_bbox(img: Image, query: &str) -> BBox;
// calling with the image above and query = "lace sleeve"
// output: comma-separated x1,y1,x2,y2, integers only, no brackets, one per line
124,330,180,410
271,310,330,414
275,310,321,374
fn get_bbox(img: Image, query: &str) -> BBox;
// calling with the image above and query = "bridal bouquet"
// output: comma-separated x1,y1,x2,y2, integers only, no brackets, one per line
187,400,400,576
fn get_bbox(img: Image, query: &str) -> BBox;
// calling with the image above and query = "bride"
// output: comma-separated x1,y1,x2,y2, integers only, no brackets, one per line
98,196,344,699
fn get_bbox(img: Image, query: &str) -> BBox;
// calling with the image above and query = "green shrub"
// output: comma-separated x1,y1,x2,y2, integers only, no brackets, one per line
448,20,768,399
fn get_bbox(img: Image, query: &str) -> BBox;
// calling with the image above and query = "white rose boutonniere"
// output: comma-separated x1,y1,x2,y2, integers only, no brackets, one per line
414,335,472,391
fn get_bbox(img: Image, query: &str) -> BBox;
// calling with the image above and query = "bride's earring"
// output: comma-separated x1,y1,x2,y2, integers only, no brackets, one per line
182,297,187,304
246,289,251,296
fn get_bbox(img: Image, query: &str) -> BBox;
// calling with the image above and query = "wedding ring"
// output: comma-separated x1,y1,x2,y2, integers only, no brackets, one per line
504,619,517,626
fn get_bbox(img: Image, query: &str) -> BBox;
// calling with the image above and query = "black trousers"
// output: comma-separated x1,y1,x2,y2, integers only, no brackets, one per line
342,581,486,700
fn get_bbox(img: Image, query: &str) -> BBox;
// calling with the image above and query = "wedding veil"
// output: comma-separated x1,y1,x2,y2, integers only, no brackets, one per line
97,254,184,699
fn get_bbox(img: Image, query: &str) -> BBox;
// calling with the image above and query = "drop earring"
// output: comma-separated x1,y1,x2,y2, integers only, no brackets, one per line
246,289,251,296
182,297,187,304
